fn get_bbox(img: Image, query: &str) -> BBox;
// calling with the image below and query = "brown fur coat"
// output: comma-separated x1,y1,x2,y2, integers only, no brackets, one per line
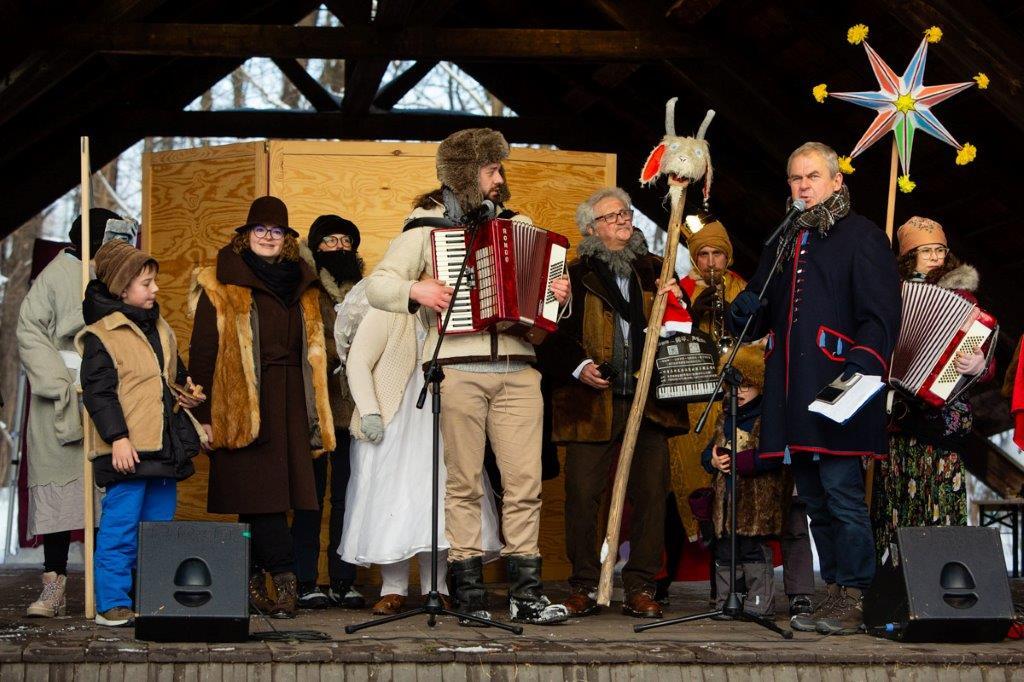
711,417,791,538
188,264,335,455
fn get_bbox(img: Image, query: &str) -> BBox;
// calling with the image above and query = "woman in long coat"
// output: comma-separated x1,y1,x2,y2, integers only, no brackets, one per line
188,196,334,619
872,217,994,557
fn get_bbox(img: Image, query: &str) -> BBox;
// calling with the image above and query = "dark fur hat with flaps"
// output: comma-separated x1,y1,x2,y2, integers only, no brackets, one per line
722,343,765,392
436,128,512,211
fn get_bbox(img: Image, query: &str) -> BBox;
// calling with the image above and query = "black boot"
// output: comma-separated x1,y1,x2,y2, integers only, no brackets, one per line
507,555,570,625
448,557,491,627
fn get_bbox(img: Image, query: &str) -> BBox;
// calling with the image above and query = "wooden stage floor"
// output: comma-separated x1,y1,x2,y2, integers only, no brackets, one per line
0,568,1021,680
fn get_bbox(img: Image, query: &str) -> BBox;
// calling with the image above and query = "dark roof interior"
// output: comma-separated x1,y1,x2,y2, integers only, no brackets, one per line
2,0,1021,434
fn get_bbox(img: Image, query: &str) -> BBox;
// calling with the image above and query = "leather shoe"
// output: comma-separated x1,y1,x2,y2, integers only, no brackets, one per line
372,594,406,615
623,591,663,619
560,591,600,617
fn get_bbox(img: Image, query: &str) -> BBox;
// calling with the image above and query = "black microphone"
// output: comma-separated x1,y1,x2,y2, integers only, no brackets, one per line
462,199,497,227
763,199,806,247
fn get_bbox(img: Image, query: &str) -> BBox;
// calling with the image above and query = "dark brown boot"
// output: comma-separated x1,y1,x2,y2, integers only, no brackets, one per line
248,571,275,615
816,586,865,635
271,572,298,619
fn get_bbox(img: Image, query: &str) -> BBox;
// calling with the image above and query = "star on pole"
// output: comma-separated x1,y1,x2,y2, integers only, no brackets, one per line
823,33,978,191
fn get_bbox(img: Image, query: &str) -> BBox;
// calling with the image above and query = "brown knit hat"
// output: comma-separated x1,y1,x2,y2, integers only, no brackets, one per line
897,216,946,256
725,343,765,392
94,240,158,298
687,218,733,267
436,128,512,211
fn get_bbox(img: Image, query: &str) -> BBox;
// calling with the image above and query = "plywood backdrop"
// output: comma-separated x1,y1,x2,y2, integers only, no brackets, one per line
143,139,616,584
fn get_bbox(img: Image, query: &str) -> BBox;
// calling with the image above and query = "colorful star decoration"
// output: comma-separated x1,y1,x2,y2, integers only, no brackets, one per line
814,25,986,192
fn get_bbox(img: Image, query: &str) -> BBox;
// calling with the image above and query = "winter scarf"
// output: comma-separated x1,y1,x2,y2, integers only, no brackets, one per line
240,249,302,303
777,184,851,266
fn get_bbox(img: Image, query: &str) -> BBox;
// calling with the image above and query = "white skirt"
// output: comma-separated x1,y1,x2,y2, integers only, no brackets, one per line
338,368,503,566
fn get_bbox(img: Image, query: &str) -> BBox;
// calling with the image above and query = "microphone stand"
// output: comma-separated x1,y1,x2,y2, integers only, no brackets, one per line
346,208,522,635
636,220,800,639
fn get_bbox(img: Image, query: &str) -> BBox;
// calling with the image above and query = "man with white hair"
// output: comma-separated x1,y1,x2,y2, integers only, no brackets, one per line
539,186,688,619
729,141,901,634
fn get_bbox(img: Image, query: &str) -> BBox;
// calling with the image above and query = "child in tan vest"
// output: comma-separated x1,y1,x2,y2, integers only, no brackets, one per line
78,241,206,626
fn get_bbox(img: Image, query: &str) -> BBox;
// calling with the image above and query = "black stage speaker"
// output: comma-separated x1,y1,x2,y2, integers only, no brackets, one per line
864,526,1013,642
135,521,250,642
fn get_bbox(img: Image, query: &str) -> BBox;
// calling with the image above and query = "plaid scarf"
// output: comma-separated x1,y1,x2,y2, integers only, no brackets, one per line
777,185,851,266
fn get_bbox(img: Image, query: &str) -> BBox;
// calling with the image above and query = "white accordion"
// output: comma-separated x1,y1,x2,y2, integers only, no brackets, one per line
889,281,997,407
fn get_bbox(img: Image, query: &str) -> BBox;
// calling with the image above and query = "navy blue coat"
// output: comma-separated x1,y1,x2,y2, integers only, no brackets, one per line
730,212,901,459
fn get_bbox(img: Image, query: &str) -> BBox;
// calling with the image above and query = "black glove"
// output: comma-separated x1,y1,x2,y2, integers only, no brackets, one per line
840,362,864,381
729,290,760,326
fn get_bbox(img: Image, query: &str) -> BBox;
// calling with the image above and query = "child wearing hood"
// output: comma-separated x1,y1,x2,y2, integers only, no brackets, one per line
77,240,206,626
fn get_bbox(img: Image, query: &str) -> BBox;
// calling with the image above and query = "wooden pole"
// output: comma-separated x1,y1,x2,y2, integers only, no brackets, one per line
865,139,900,508
79,136,96,620
884,137,899,242
597,180,688,606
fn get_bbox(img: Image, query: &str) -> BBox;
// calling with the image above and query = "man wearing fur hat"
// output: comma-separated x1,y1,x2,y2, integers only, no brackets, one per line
729,142,901,635
538,186,688,619
364,128,570,625
291,215,367,610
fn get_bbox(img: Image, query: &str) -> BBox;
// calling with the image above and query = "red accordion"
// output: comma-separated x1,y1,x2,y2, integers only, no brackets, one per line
431,218,569,337
889,281,997,407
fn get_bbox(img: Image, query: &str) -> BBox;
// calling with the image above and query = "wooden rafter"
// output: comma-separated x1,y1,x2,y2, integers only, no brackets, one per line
41,24,708,61
93,109,577,145
373,60,439,110
272,58,342,111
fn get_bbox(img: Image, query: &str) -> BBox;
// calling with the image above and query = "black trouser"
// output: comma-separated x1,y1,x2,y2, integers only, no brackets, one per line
43,531,71,575
714,534,771,564
780,497,815,597
564,400,669,595
240,512,293,575
290,430,357,586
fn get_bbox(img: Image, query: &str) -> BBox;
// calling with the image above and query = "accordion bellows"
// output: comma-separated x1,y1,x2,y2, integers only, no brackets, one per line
890,282,996,407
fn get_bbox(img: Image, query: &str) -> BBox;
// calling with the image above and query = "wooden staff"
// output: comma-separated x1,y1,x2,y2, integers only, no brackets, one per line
865,138,900,507
597,180,688,606
80,136,96,619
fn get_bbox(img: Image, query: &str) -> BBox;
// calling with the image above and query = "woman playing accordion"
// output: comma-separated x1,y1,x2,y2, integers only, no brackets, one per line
872,217,996,559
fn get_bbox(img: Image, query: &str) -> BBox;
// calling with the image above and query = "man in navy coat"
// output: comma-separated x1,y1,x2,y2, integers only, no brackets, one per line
729,142,901,635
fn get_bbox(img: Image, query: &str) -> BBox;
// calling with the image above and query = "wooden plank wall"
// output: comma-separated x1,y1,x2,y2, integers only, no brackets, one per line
144,139,616,584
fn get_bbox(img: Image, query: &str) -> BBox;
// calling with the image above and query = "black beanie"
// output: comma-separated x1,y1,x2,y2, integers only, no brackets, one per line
308,214,360,251
67,208,122,255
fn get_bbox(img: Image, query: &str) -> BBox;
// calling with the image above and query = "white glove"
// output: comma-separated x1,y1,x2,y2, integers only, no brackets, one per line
361,414,384,444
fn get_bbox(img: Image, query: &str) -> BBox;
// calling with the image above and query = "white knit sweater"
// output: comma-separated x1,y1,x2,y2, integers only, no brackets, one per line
346,307,421,440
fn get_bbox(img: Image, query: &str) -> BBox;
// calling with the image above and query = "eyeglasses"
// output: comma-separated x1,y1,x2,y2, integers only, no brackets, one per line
252,225,286,240
594,208,634,225
321,234,353,248
916,246,949,257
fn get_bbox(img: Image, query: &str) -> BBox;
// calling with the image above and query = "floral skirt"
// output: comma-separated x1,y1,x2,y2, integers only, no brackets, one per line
871,435,967,558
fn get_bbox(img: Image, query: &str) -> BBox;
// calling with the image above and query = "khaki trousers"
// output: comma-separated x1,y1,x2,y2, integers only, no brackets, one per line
439,367,543,561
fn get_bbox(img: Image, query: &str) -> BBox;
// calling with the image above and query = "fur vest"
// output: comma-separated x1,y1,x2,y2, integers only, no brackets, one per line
188,266,336,454
542,246,689,443
710,417,791,538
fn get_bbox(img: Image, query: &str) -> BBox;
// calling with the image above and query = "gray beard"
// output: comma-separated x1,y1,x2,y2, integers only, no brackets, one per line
577,231,648,277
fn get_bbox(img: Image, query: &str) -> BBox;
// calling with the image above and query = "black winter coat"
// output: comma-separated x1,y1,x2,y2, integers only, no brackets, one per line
80,281,198,488
730,212,901,459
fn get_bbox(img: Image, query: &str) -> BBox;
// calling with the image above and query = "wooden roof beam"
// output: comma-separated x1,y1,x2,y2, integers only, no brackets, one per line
41,24,708,61
272,58,342,111
373,60,439,110
92,108,580,144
